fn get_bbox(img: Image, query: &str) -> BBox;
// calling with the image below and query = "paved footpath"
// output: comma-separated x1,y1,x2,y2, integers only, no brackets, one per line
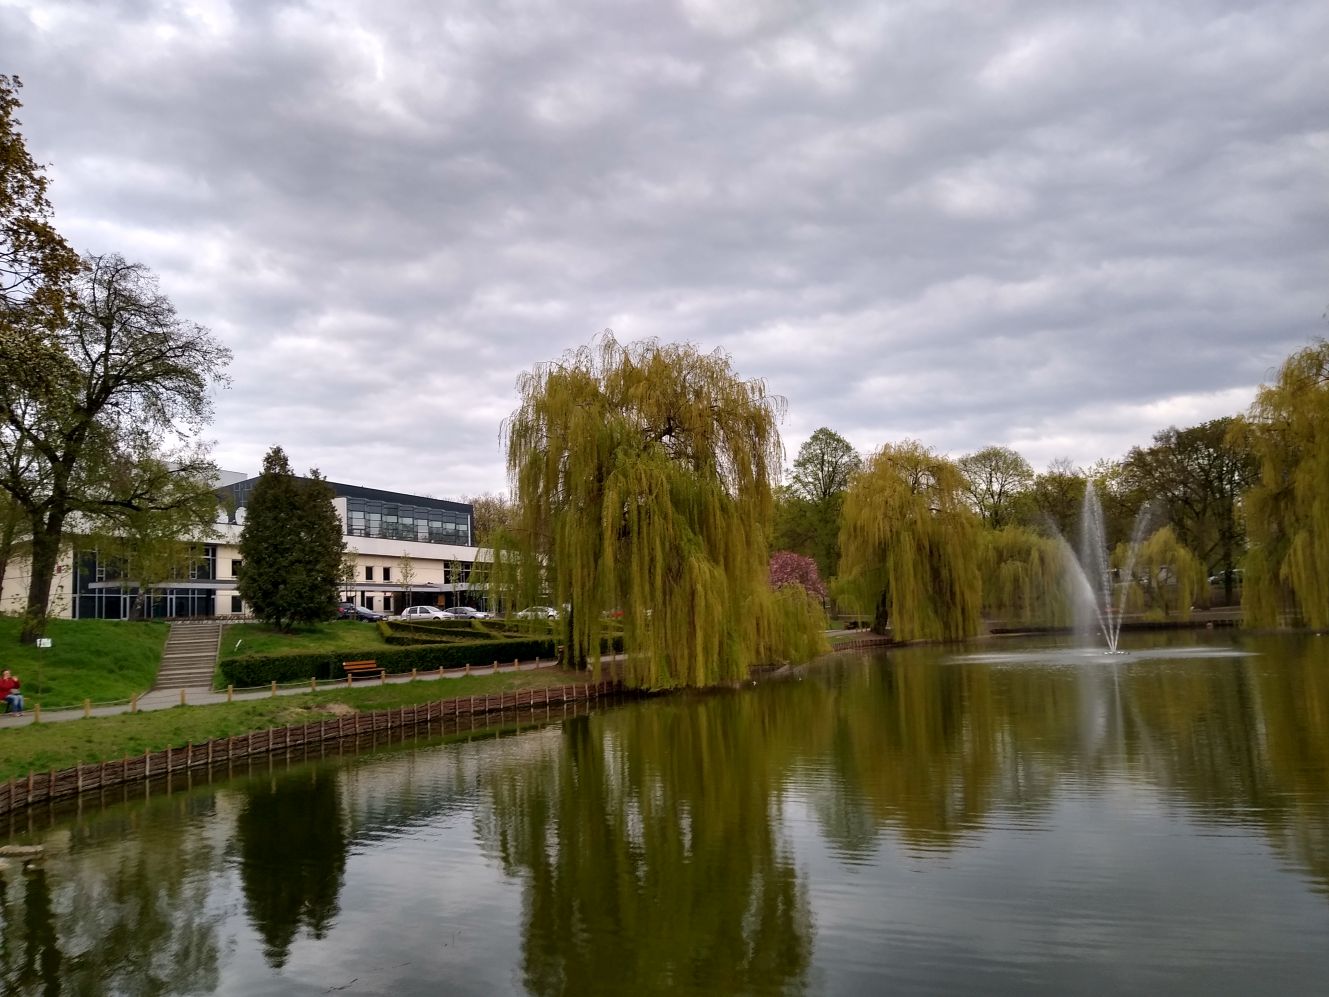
0,658,564,729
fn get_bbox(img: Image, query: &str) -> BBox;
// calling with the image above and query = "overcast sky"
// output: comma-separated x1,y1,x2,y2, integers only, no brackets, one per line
6,0,1326,498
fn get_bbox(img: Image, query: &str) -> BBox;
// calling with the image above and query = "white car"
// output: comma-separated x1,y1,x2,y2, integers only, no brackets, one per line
399,605,453,622
444,605,492,620
514,606,558,620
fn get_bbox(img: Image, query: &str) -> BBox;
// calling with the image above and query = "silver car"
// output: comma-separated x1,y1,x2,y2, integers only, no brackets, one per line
514,606,558,620
399,605,452,622
444,605,492,620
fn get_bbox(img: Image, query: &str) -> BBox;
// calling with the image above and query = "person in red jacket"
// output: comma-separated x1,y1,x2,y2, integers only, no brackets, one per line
0,669,22,716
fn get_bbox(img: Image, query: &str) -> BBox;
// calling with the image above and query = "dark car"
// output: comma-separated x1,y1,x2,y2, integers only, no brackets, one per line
338,603,386,622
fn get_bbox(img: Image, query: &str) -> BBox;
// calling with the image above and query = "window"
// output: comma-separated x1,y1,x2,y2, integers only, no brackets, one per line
383,566,392,582
383,595,393,612
365,566,374,581
346,496,472,546
231,595,243,613
231,559,243,578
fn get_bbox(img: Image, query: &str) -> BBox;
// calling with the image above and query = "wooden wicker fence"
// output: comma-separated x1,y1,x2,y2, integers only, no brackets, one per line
832,635,896,651
0,680,623,819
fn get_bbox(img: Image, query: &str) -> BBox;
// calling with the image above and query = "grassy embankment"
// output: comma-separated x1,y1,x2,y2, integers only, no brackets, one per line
0,617,169,709
218,620,391,664
0,665,587,782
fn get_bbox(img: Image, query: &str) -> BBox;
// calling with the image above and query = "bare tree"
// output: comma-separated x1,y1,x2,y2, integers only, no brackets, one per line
958,445,1034,529
462,491,516,547
396,550,416,608
0,254,231,641
790,428,861,503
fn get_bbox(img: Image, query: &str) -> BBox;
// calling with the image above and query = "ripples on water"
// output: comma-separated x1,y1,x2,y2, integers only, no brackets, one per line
1,632,1327,995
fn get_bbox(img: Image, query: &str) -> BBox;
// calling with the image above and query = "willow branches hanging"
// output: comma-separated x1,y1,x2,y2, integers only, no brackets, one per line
1236,340,1329,627
502,333,826,689
838,441,982,641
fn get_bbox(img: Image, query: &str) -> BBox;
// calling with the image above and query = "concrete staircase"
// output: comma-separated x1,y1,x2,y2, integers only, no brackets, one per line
153,620,222,691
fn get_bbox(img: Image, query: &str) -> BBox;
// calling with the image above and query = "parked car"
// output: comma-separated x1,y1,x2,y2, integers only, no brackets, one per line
399,605,453,622
445,605,492,619
514,606,559,620
344,605,387,622
335,602,384,621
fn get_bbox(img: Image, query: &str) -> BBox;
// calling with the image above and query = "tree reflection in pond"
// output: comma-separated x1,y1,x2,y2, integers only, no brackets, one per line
479,705,812,996
815,638,1329,892
0,866,61,994
236,768,348,969
1,793,223,995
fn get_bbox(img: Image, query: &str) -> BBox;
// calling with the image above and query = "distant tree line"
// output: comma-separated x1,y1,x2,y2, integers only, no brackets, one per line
774,338,1327,636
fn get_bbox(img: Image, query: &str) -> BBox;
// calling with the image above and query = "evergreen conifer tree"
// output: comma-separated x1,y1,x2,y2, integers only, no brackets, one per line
238,447,344,631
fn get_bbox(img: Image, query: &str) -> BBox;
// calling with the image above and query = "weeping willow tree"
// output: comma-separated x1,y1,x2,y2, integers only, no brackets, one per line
838,441,982,641
978,525,1075,627
1114,526,1205,620
1235,340,1329,628
501,333,827,689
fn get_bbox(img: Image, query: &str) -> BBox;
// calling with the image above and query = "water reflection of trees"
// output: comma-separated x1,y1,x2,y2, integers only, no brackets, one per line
236,769,348,969
1119,638,1329,893
0,793,223,995
0,867,61,993
478,706,812,996
813,641,1329,892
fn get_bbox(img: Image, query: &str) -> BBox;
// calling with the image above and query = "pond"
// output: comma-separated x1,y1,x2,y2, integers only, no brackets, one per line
2,630,1327,995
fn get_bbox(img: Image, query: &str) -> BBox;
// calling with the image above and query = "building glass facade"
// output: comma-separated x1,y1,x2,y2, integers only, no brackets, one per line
220,478,473,548
345,497,471,545
73,545,218,620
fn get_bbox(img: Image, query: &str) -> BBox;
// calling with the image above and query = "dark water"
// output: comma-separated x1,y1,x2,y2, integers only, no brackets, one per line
2,631,1328,995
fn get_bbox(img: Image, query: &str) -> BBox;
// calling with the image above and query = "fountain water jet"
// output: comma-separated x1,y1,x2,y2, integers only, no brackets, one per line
1062,485,1155,653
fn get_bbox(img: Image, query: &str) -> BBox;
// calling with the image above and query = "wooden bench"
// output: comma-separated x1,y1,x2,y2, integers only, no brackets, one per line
342,659,384,682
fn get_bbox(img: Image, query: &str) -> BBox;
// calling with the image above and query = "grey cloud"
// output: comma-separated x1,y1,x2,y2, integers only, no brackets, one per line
5,0,1325,493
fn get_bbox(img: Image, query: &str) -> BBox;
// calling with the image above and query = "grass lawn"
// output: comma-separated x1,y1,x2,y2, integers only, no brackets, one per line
0,666,593,782
220,620,389,660
0,617,169,710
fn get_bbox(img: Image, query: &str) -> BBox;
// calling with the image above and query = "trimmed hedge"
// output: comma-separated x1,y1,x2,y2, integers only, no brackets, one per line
378,619,539,646
219,637,559,687
393,619,496,634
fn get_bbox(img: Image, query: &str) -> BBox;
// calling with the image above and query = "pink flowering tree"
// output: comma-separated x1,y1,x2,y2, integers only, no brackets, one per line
769,551,828,601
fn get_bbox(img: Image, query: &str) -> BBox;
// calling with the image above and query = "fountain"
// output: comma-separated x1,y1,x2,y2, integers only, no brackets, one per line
955,483,1254,667
1062,485,1155,654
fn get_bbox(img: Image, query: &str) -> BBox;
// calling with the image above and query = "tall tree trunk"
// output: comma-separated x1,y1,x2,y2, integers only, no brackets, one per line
22,513,65,643
0,501,21,606
872,590,891,636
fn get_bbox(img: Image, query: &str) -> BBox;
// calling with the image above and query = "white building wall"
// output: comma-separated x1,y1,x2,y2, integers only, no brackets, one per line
1,498,485,620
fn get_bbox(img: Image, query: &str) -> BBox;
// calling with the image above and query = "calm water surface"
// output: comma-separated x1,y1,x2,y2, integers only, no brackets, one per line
2,631,1327,995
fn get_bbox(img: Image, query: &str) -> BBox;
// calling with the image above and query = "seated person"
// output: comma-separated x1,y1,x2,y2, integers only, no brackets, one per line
0,669,22,716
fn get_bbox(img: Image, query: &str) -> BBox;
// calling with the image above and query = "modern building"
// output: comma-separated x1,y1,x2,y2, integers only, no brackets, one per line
0,474,487,621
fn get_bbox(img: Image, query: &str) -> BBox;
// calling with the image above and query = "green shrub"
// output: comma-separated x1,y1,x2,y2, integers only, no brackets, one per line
218,636,560,687
379,618,536,645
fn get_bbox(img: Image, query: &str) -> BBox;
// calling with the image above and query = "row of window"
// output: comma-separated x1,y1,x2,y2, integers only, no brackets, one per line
227,594,400,613
76,589,214,620
360,563,473,582
84,547,218,584
345,497,471,546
